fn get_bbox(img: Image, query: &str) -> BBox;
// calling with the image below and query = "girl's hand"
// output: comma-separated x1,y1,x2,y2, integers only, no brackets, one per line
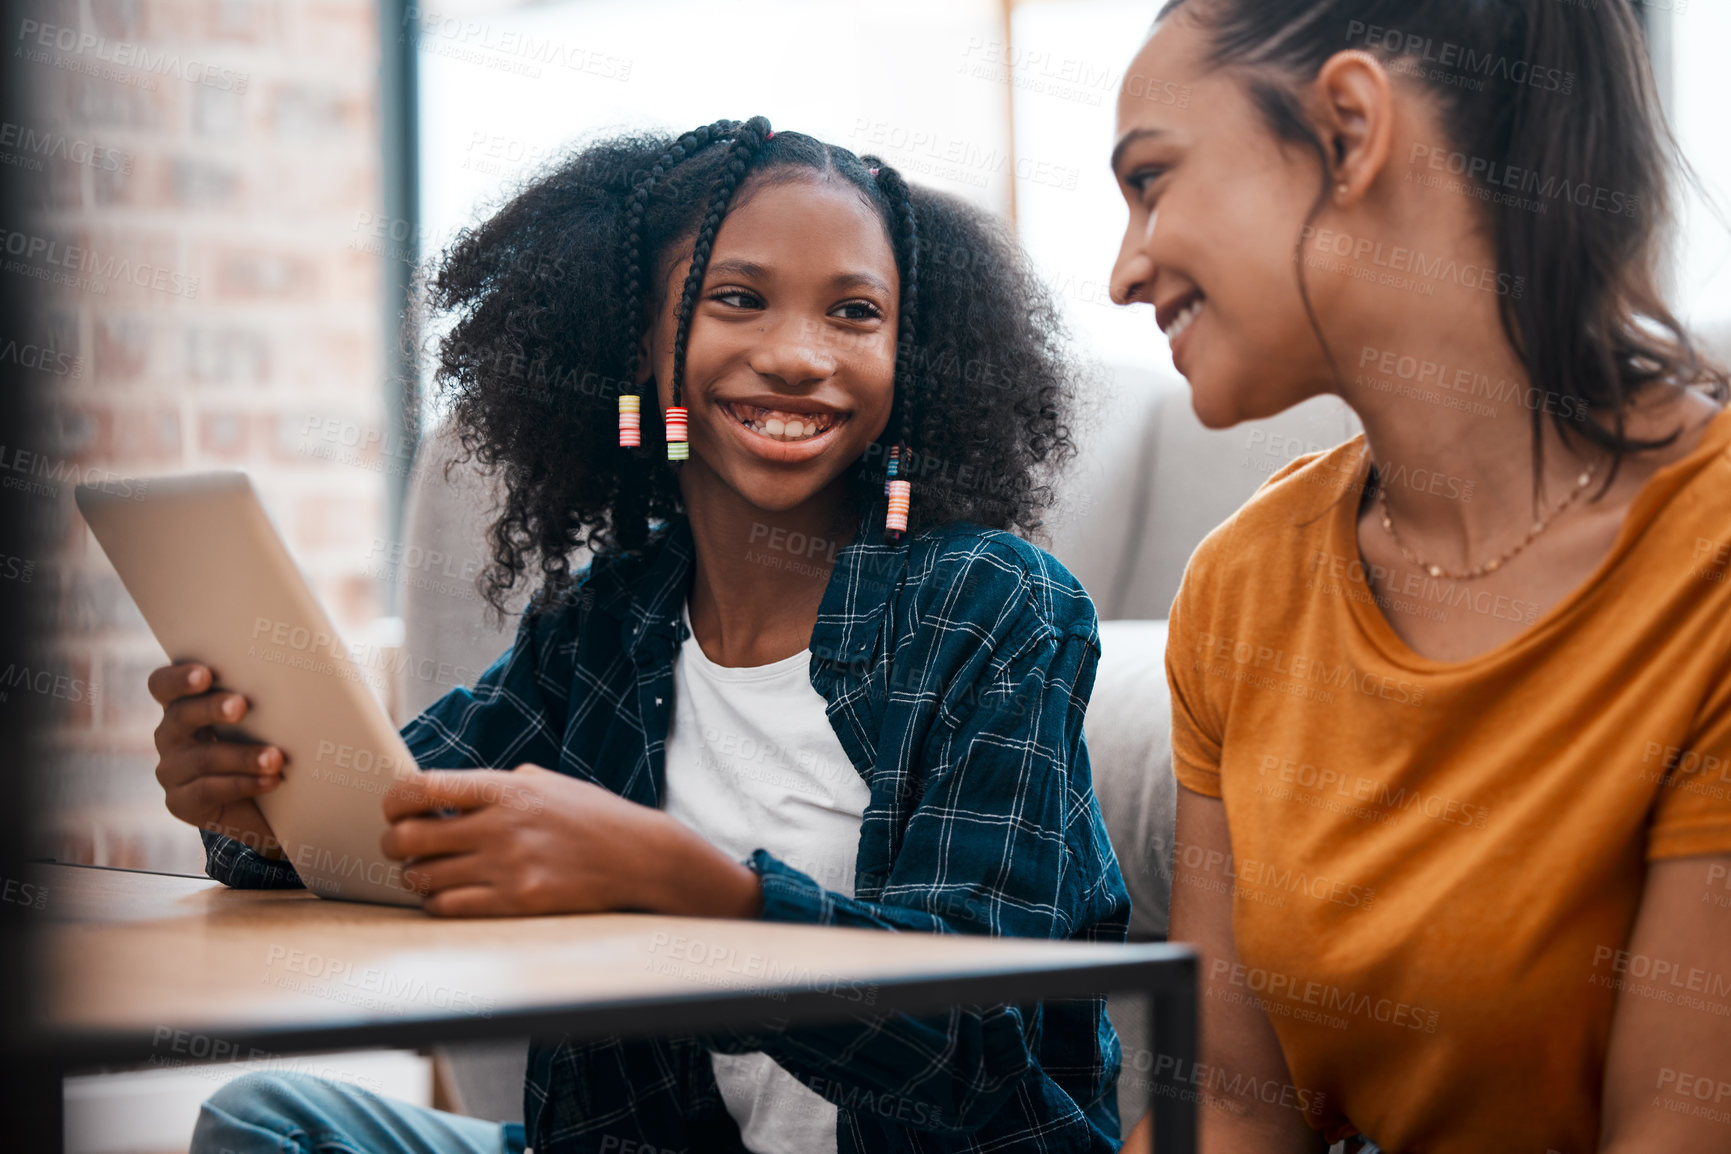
148,662,286,859
380,765,764,919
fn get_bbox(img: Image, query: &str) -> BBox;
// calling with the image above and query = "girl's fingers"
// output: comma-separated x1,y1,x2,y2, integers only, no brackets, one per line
157,689,251,748
382,770,514,822
147,662,211,706
422,884,501,918
380,809,486,863
157,741,281,791
169,772,279,816
401,852,488,898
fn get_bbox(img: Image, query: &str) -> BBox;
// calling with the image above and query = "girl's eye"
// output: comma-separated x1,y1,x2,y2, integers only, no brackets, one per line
834,300,883,321
711,289,763,309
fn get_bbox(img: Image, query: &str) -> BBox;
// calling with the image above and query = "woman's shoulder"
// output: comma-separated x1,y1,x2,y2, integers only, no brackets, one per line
902,520,1098,640
1620,399,1731,583
1188,435,1367,583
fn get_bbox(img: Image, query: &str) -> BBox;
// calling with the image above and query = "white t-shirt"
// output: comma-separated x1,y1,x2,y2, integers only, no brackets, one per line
662,601,871,1154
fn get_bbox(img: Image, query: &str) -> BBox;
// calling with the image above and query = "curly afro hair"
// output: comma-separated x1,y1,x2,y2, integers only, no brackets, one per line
426,117,1081,620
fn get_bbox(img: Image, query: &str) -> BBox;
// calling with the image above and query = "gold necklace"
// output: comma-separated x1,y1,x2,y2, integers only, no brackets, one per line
1374,455,1601,581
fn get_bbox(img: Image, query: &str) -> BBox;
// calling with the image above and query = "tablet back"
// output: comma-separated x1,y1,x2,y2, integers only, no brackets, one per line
76,471,423,907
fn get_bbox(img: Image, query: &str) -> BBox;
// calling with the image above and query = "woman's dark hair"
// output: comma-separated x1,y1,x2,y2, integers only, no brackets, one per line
1156,0,1728,501
427,118,1076,619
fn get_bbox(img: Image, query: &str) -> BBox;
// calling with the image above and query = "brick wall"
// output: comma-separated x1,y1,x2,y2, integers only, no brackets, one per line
9,0,392,872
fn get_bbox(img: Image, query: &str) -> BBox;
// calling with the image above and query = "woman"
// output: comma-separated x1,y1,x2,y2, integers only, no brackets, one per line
154,119,1130,1153
1110,2,1729,1151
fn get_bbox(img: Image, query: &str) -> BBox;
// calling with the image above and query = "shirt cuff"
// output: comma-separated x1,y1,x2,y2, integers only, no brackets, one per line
200,829,306,889
746,849,835,925
1172,754,1224,800
1646,820,1731,861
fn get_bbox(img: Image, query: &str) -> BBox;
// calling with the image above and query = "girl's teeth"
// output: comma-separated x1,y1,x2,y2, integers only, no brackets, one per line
733,405,839,442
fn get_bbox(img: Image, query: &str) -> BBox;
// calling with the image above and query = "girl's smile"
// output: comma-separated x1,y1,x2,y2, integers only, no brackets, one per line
715,397,853,463
647,174,898,513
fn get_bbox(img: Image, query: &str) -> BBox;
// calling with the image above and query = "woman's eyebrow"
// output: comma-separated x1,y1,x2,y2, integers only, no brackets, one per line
1110,127,1167,174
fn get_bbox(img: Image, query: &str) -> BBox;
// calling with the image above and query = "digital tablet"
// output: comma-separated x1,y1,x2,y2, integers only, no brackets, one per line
75,471,424,907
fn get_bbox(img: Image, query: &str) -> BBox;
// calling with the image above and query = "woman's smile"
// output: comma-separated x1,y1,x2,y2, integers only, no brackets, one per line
1156,289,1206,371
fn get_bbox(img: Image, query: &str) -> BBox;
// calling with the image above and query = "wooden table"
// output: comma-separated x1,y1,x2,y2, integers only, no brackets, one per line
27,862,1197,1150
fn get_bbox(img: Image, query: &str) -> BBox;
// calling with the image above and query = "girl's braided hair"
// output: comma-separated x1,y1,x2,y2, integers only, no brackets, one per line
428,118,1079,620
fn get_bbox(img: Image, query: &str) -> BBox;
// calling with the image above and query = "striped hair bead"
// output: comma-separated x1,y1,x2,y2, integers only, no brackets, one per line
617,393,641,448
886,478,911,539
884,445,900,496
664,405,689,461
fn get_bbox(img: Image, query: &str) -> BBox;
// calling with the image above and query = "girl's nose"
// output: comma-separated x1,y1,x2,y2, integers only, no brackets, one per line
749,320,840,385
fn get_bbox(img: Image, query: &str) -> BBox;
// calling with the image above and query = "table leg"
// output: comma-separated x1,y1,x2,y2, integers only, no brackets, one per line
1148,957,1198,1154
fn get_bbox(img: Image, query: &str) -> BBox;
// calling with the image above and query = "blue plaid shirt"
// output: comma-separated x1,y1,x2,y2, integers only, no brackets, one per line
203,501,1130,1153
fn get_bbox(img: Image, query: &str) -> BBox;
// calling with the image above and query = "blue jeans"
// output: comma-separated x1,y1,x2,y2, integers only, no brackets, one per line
191,1071,528,1154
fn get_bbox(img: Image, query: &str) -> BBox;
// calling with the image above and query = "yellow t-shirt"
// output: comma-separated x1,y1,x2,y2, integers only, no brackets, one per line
1166,406,1731,1153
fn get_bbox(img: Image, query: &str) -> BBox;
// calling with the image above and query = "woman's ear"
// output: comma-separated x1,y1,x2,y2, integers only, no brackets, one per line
1313,49,1395,206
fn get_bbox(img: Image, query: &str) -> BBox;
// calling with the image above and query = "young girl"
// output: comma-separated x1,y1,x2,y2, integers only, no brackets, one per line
1107,2,1729,1152
150,118,1131,1153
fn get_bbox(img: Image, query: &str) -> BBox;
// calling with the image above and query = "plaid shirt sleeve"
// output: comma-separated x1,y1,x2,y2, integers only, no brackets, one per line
708,537,1128,1140
397,605,568,772
199,828,305,889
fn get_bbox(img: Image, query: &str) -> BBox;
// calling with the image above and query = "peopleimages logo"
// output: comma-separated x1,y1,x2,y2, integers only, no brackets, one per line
1169,836,1377,911
1308,548,1543,627
0,121,131,174
1258,754,1490,830
1345,20,1575,95
262,944,496,1017
1356,345,1586,421
1408,144,1641,218
16,19,249,92
0,445,148,501
0,226,200,298
1209,958,1441,1033
1590,945,1731,1000
1194,631,1426,706
1299,225,1525,299
405,6,632,81
0,336,80,378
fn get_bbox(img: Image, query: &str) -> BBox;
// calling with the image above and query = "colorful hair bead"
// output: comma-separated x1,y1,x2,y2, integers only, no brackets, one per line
665,405,689,461
618,393,641,448
886,479,911,539
884,445,899,496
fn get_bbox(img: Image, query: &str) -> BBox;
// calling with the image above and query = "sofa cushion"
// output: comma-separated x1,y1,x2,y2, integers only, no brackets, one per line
1045,364,1361,620
395,423,555,723
1086,619,1175,942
